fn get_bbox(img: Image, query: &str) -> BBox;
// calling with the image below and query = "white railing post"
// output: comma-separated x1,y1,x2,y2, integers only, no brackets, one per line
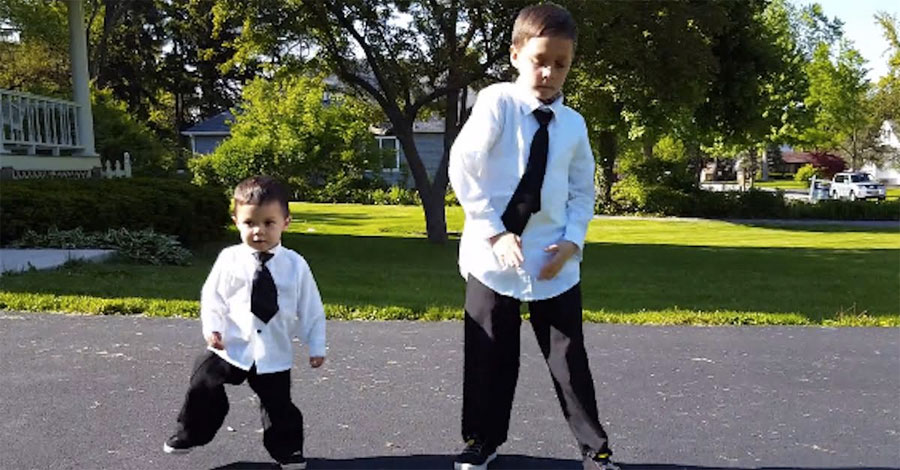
123,152,132,177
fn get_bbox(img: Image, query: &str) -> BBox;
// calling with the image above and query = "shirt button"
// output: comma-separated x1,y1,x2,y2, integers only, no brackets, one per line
257,329,262,333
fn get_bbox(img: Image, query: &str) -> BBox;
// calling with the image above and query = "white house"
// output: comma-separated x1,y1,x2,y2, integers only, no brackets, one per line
0,0,100,180
860,120,900,184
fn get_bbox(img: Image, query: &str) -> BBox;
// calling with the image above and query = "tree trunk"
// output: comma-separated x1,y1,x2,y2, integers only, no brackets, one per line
597,130,616,209
642,133,654,160
422,188,448,244
92,1,120,83
686,140,703,186
394,122,448,243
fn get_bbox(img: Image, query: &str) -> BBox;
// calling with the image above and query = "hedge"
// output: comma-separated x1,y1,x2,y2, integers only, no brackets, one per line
0,178,230,247
610,185,899,221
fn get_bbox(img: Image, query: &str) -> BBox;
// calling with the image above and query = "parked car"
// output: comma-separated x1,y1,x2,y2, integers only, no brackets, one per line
830,172,886,201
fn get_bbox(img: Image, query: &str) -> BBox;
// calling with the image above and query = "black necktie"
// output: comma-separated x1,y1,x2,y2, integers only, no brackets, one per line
251,251,278,323
501,108,553,235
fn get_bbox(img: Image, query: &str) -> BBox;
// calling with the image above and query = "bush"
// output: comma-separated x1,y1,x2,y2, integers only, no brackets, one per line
12,227,192,265
610,183,898,221
787,199,900,220
92,87,175,176
372,186,421,205
189,75,382,191
0,178,230,247
794,164,822,185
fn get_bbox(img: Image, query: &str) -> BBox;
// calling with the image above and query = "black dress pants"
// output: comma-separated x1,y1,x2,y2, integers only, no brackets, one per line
462,275,611,456
173,351,304,460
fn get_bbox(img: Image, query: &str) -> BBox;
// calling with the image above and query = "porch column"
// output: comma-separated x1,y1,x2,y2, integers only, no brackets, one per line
68,0,96,157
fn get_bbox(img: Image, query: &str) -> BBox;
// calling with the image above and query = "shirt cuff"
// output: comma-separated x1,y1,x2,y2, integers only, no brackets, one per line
471,215,507,240
308,342,326,358
201,314,226,339
563,224,587,252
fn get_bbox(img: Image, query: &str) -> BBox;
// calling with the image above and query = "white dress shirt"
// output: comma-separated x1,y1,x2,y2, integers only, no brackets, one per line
200,243,326,373
449,82,595,301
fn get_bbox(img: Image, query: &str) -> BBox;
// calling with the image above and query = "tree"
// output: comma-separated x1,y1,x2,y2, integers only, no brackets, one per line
564,0,732,205
190,74,382,192
873,12,899,123
565,0,807,203
220,0,524,243
92,87,175,176
802,42,878,169
692,0,812,184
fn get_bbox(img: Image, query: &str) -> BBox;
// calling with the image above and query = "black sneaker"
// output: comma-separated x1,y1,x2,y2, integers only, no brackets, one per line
278,451,307,470
454,439,498,470
162,435,193,455
583,451,620,470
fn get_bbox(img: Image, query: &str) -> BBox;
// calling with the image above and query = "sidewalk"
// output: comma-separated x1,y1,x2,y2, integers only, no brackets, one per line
0,248,115,275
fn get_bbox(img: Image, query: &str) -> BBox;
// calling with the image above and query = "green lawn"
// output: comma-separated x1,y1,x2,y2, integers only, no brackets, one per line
1,203,898,326
753,179,808,191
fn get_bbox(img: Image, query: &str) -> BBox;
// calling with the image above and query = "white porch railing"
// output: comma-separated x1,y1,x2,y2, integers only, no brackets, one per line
0,89,83,155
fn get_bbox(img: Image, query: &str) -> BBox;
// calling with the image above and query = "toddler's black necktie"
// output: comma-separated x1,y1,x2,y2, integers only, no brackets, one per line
251,251,278,323
501,108,553,235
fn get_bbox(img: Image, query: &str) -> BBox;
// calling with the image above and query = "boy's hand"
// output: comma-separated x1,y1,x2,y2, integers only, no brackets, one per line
309,357,325,368
489,231,523,268
206,331,224,350
539,241,579,280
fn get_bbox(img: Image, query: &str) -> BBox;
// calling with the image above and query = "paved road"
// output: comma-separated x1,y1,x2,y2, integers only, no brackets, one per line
0,312,897,470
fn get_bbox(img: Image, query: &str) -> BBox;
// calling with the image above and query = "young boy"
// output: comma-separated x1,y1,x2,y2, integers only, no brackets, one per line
448,4,618,470
163,175,326,470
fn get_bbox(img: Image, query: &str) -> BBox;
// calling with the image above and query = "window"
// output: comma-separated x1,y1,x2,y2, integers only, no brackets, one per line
377,136,401,171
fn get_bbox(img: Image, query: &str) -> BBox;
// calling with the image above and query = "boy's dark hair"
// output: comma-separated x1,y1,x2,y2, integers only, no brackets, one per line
233,175,290,217
511,2,577,49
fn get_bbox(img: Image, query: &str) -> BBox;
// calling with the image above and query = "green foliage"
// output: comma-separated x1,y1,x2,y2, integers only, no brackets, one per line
800,41,880,168
794,164,822,184
874,13,900,121
13,227,192,266
6,289,895,326
0,292,200,317
611,182,898,221
372,186,422,206
189,74,382,192
610,139,698,214
0,40,70,96
92,87,175,176
0,178,230,247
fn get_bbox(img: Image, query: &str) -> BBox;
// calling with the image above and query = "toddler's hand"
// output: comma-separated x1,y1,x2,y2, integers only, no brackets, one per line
206,331,224,350
309,356,325,368
489,231,523,268
539,241,578,280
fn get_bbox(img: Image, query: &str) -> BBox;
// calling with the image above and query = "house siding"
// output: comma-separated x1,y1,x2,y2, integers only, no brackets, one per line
382,133,445,188
192,135,228,155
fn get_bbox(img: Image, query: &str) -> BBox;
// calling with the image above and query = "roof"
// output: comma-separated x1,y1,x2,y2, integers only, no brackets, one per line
780,151,817,164
182,111,234,135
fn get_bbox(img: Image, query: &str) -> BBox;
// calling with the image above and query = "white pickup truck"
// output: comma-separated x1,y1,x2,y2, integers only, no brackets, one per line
829,172,886,201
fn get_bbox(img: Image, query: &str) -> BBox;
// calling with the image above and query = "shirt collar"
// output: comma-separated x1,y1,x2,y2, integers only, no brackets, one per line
512,83,565,117
239,243,282,258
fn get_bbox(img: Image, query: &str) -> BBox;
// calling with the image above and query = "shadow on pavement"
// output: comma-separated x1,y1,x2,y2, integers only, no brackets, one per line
208,454,900,470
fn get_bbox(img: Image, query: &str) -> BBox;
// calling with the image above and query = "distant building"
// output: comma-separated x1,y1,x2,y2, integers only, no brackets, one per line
860,120,900,184
181,111,234,155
